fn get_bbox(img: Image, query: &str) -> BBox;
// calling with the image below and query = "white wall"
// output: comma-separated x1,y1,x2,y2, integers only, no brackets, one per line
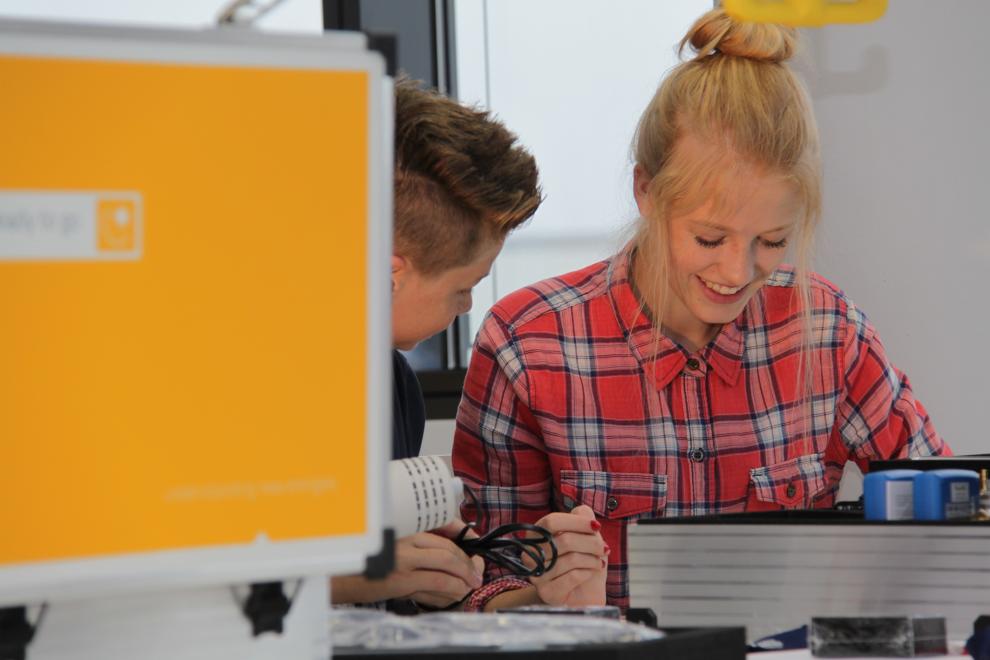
422,419,457,457
798,1,990,455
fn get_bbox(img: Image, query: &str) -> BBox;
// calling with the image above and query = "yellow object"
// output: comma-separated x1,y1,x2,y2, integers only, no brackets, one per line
724,0,888,26
0,55,370,564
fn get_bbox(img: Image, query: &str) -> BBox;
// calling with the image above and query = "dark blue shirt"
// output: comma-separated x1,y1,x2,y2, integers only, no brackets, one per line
392,350,425,460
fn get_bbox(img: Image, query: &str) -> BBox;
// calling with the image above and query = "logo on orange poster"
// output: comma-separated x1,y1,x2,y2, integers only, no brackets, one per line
96,198,137,252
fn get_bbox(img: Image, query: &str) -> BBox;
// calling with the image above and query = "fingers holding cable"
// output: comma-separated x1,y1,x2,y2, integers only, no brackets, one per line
430,519,488,578
526,550,606,607
535,507,603,536
528,506,608,568
523,543,603,574
391,532,484,608
404,532,485,584
523,506,608,605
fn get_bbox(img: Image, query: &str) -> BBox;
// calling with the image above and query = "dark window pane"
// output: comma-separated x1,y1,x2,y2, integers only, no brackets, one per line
400,333,445,371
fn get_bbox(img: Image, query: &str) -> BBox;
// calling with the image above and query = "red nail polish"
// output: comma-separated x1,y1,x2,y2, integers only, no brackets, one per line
604,544,611,554
590,520,602,531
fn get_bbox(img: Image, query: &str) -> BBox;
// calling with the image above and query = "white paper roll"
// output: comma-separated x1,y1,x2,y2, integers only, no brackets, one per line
388,456,464,538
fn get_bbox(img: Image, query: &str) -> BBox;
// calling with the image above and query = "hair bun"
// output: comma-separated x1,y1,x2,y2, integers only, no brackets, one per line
682,9,796,63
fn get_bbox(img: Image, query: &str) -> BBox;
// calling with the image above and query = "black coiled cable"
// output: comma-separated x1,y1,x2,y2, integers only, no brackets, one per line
452,487,558,578
454,522,558,578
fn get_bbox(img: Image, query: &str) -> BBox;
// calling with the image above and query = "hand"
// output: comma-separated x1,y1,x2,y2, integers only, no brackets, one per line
430,519,486,583
331,522,484,608
523,505,607,606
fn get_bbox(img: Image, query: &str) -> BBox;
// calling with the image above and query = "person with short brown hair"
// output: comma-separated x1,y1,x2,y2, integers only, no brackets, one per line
388,77,540,357
333,80,607,610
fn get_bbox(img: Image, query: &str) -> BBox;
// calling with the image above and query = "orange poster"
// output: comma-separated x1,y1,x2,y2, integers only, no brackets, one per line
0,52,377,565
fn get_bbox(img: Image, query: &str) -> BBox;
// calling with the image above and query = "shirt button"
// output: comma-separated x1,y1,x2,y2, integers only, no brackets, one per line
689,447,706,463
606,496,619,512
786,483,797,498
686,358,700,370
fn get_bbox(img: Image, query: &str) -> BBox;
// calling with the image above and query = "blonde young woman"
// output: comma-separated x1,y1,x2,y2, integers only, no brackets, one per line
452,9,950,610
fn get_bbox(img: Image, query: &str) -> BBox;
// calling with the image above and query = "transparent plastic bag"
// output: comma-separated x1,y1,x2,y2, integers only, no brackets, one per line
329,609,664,652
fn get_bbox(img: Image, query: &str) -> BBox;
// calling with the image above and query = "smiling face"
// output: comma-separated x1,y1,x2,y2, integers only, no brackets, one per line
633,134,801,351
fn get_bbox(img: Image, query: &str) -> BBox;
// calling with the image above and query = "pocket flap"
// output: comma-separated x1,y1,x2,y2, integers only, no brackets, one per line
559,470,667,520
749,453,827,508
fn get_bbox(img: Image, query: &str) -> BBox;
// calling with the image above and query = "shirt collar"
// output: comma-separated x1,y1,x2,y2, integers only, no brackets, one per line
606,247,746,389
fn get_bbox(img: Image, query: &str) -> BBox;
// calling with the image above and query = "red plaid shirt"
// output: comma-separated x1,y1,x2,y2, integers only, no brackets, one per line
453,249,948,608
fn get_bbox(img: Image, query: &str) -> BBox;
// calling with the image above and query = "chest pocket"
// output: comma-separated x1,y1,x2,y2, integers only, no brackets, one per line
559,470,668,521
749,452,829,509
